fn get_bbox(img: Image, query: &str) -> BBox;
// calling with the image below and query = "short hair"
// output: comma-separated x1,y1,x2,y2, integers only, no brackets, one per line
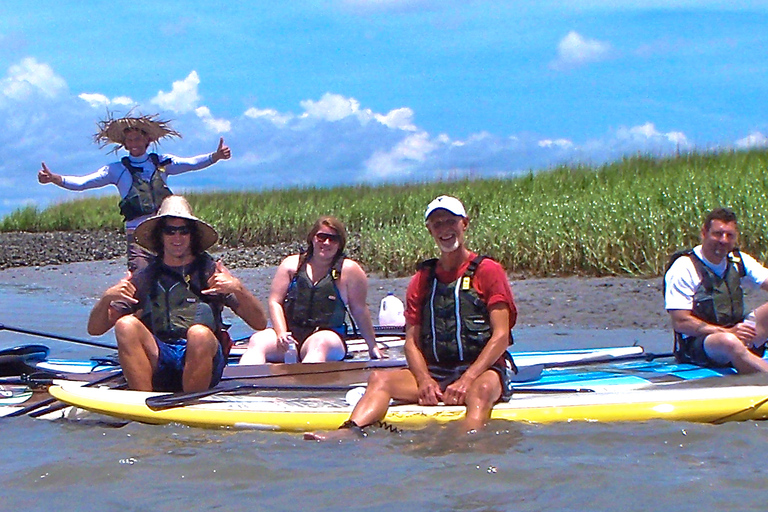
703,207,738,231
305,215,347,259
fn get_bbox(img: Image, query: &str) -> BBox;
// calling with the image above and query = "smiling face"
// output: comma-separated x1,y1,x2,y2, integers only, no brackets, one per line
700,219,738,264
426,209,468,254
311,226,342,262
123,129,151,157
160,218,194,265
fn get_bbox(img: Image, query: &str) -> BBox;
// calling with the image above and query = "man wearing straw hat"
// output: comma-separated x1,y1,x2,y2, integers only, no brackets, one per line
87,195,267,392
37,112,231,271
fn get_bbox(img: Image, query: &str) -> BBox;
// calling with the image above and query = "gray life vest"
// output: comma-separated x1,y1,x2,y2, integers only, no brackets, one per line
139,254,225,344
418,255,494,366
283,255,348,334
666,249,746,328
118,153,173,222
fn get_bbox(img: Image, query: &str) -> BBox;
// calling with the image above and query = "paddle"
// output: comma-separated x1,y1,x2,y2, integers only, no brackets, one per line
0,323,117,351
5,369,125,418
148,349,675,410
0,344,51,377
148,360,408,409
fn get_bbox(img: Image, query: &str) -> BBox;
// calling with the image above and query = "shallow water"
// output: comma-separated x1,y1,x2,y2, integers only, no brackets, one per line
2,283,767,512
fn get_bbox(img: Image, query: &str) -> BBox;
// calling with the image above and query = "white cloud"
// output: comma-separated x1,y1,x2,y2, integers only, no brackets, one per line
151,71,201,113
364,131,436,178
1,57,67,100
195,106,231,133
615,122,690,148
550,31,612,70
300,93,361,122
244,107,293,126
375,107,416,131
735,131,768,149
538,138,574,150
78,93,136,107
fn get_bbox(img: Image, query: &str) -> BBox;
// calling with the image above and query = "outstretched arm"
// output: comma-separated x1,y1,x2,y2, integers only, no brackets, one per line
37,162,64,187
211,137,231,163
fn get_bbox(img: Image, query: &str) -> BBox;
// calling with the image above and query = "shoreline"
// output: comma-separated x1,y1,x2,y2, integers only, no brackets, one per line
0,256,672,330
3,230,764,332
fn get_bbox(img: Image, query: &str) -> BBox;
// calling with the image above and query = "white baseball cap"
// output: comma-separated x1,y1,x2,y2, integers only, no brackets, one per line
424,195,467,221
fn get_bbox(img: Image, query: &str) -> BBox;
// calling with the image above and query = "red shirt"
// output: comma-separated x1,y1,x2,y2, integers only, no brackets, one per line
404,252,517,328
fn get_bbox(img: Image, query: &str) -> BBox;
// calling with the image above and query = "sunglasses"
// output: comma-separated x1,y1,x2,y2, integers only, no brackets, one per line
162,225,192,236
315,232,341,243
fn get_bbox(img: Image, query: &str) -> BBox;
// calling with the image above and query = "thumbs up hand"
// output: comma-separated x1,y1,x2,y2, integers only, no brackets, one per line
212,137,231,162
37,162,63,185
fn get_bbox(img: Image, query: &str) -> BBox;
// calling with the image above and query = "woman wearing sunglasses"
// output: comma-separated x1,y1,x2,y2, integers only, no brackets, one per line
240,216,383,364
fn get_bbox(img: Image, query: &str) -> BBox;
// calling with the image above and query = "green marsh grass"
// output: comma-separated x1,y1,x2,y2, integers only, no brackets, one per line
5,150,768,277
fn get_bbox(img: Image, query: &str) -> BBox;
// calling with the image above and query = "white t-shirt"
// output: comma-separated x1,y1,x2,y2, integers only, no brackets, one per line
664,245,768,311
59,152,215,230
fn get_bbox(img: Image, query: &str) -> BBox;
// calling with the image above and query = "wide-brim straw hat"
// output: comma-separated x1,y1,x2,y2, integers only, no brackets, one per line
94,111,181,154
134,196,218,253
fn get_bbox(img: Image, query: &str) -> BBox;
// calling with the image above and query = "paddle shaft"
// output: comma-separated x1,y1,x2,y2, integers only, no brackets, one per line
0,324,117,351
7,371,126,418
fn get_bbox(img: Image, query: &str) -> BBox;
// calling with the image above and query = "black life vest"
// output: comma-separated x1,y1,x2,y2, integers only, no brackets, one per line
665,249,746,327
283,255,348,334
418,255,495,366
118,153,173,222
139,253,227,347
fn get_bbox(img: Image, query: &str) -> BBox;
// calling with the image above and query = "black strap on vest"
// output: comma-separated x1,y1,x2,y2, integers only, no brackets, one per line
121,153,172,175
147,254,228,337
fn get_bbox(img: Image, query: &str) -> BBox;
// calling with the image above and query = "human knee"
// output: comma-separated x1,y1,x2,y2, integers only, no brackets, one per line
185,325,218,356
708,332,745,353
114,316,146,347
366,370,393,392
468,374,501,403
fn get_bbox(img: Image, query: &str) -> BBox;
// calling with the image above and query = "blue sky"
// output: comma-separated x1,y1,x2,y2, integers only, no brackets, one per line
1,0,767,217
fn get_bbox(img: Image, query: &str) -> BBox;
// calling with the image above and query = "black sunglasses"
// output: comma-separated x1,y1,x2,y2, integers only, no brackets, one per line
315,232,341,243
162,225,192,236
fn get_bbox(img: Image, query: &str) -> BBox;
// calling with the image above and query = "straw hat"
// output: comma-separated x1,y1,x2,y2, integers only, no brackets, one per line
133,196,218,253
94,111,181,154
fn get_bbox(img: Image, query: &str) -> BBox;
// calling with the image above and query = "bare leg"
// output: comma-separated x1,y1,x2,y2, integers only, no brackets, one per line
304,368,419,441
461,370,503,432
301,331,346,363
182,325,220,392
705,333,768,374
239,329,282,365
114,315,158,391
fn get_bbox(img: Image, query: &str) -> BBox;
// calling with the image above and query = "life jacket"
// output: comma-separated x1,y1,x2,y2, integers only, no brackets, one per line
664,249,766,361
418,255,495,366
118,153,173,222
283,255,348,335
139,253,231,354
665,249,746,327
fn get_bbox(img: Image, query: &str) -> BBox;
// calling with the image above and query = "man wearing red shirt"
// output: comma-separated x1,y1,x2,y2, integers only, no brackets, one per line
306,195,517,440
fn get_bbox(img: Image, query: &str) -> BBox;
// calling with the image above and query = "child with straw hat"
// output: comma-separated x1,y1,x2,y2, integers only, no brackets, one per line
37,111,231,271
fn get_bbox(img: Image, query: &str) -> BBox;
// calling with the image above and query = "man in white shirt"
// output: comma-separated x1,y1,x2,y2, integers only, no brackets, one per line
665,207,768,373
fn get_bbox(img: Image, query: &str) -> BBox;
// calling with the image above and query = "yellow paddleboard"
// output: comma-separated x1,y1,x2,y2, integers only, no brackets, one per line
49,377,768,431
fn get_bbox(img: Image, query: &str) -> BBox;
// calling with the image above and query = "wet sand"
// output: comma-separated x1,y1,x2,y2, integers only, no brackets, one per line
0,257,675,330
